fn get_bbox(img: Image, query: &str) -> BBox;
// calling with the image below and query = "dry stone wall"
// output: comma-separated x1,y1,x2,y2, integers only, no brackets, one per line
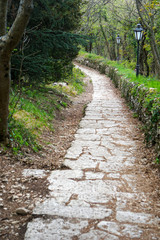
76,56,160,158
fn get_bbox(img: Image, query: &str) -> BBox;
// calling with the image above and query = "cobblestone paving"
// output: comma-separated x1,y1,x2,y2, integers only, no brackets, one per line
25,65,160,240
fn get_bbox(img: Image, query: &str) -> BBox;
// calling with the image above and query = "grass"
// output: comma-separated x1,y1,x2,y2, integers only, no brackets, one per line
48,67,85,96
8,67,85,154
106,60,160,92
79,50,104,61
79,50,160,92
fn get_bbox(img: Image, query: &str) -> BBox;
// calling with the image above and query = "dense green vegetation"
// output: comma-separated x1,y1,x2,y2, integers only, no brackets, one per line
0,0,85,143
107,62,160,92
8,67,85,154
0,0,86,151
80,0,160,78
10,0,84,84
80,51,160,92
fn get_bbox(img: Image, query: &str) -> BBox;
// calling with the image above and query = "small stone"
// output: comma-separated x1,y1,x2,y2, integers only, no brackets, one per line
26,193,31,199
17,193,23,197
10,190,15,194
156,211,160,218
2,178,8,183
28,204,34,210
0,198,3,206
12,221,20,225
12,195,19,200
16,207,30,215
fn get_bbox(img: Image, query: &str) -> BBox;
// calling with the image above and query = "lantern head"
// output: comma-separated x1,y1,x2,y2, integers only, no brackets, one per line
134,24,143,41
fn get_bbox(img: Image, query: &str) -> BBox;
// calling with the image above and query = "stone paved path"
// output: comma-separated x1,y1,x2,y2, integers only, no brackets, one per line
24,65,160,240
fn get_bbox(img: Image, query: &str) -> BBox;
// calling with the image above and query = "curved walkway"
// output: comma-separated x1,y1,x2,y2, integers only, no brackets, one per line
25,65,160,239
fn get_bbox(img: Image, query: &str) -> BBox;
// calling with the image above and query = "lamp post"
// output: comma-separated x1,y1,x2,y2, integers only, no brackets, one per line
116,34,121,62
134,23,143,77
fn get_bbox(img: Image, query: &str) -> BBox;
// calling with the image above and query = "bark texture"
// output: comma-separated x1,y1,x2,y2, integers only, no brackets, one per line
0,0,33,142
0,0,8,36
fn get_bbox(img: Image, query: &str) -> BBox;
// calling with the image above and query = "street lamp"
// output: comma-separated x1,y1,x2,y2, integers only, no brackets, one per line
116,34,121,62
134,23,143,77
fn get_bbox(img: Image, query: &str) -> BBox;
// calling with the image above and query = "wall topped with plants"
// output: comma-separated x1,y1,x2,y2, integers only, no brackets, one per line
76,54,160,160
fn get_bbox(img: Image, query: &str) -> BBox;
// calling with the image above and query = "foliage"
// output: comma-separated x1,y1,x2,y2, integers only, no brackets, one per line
65,67,85,95
48,67,85,96
80,50,160,91
143,92,160,144
10,0,84,84
8,119,41,154
8,67,85,154
80,0,137,58
80,0,160,77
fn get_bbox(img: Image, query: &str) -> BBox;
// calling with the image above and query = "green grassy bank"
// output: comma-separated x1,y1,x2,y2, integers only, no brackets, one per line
80,51,160,92
7,67,85,155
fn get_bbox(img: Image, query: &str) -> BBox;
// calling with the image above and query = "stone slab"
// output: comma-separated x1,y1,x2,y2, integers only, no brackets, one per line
97,221,144,238
33,199,112,219
116,211,159,225
25,218,88,240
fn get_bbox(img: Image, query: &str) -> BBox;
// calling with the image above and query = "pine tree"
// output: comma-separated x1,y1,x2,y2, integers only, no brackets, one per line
11,0,84,84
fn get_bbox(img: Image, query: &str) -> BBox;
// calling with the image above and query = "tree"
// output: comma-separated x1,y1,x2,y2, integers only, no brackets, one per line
0,0,33,143
136,0,160,76
80,0,113,56
80,0,137,60
11,0,84,85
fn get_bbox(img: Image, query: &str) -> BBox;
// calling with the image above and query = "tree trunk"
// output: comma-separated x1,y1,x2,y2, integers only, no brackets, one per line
0,54,11,142
110,38,116,60
141,36,149,77
136,0,160,77
0,0,33,143
140,37,145,75
89,40,92,53
139,46,144,75
99,23,112,60
0,0,8,36
122,33,127,60
99,14,112,60
150,32,160,76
